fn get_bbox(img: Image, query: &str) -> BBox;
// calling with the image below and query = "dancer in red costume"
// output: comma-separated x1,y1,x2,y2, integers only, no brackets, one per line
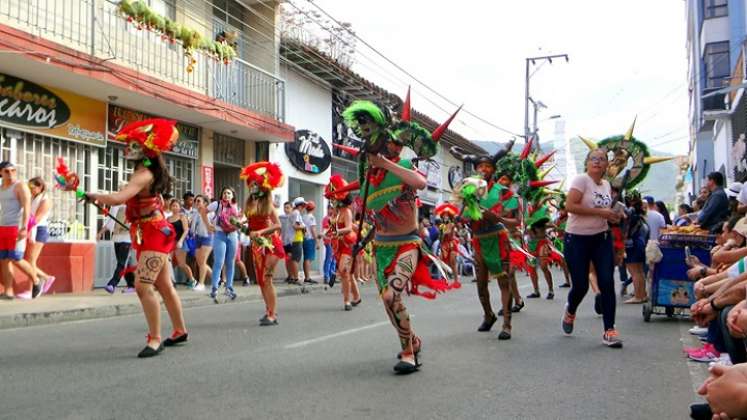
88,119,187,358
239,162,286,326
324,174,361,311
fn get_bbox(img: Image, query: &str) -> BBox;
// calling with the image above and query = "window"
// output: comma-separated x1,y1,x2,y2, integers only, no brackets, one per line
704,0,728,18
213,0,246,31
148,0,176,21
255,141,269,162
704,41,730,88
3,128,94,240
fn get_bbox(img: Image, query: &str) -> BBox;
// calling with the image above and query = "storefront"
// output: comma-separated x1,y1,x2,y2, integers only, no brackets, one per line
0,71,108,293
213,132,245,204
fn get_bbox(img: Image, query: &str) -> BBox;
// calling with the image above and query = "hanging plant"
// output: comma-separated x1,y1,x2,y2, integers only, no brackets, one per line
118,0,237,72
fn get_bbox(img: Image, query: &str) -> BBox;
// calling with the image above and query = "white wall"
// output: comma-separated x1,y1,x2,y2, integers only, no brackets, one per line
713,118,732,181
272,64,333,206
701,16,730,56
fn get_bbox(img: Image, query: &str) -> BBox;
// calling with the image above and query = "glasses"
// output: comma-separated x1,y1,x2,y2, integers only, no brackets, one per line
589,157,608,164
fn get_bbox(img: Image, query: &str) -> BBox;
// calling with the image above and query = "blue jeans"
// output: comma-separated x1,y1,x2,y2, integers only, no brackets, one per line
211,230,238,291
323,243,336,280
564,231,616,330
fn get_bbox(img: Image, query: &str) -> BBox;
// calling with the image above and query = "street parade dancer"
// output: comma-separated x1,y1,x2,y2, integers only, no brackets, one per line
525,205,568,299
324,174,361,311
238,162,286,326
87,119,188,358
435,203,461,284
451,142,519,339
337,89,459,374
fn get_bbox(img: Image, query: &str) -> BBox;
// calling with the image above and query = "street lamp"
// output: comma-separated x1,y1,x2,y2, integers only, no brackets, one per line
524,54,569,151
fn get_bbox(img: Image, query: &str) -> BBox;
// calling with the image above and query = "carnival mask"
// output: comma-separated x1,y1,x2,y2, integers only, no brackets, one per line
125,141,145,161
248,183,265,199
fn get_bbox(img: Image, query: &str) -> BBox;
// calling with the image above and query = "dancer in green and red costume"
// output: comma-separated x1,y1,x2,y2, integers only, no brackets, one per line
525,205,571,298
450,141,517,339
336,89,459,374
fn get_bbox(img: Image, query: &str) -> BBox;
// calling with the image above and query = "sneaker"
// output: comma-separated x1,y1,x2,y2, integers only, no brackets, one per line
559,282,571,288
561,304,575,336
527,292,541,299
684,343,716,357
708,354,733,368
689,344,720,363
242,278,251,287
594,293,603,315
122,287,136,294
42,276,56,294
209,288,218,299
192,283,205,292
31,283,42,299
602,329,623,348
228,289,237,301
546,292,554,300
186,279,196,289
688,326,708,336
105,285,115,295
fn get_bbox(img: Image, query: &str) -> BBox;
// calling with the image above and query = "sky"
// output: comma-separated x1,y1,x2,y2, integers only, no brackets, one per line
306,0,689,156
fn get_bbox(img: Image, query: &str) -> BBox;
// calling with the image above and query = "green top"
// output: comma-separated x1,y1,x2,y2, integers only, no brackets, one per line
364,159,414,212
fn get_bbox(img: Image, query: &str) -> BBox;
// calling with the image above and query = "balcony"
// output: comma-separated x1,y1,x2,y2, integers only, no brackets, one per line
702,87,727,111
0,0,285,121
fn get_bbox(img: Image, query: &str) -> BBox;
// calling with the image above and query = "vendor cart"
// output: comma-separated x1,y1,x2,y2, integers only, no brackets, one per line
643,232,716,322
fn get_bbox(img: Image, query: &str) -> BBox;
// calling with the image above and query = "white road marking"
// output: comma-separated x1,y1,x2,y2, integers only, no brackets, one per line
284,321,391,349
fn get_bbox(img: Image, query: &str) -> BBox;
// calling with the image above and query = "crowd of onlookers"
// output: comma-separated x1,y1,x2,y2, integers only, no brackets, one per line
668,171,747,419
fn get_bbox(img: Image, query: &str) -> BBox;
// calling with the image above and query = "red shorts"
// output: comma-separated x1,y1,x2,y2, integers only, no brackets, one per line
131,219,176,257
0,226,23,260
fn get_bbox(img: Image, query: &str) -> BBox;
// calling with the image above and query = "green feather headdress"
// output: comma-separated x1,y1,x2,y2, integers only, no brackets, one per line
341,100,388,137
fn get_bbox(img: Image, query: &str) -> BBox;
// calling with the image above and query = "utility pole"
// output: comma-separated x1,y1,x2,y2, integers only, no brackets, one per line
524,54,569,151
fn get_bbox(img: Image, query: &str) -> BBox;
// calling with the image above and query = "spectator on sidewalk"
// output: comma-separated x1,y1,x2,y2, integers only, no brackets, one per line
301,200,319,284
191,194,213,292
279,201,298,283
207,187,241,300
166,199,196,288
694,186,711,212
25,176,55,293
98,204,136,294
699,172,730,233
654,200,672,226
289,197,306,285
675,203,694,226
0,161,41,300
643,196,666,242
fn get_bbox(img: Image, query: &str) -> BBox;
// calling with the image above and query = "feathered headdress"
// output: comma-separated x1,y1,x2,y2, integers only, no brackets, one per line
115,118,179,165
435,202,459,218
324,174,360,201
240,162,284,192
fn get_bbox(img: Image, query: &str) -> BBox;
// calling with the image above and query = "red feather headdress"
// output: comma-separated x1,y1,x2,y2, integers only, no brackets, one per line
434,202,459,218
115,118,179,158
240,162,284,191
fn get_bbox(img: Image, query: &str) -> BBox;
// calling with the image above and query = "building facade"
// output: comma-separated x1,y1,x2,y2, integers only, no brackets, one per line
685,0,747,200
0,0,293,291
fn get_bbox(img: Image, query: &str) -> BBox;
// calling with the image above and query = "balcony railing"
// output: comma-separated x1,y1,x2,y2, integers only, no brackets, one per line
0,0,285,122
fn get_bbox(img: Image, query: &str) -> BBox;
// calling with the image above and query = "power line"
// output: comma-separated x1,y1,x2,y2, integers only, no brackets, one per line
299,0,522,137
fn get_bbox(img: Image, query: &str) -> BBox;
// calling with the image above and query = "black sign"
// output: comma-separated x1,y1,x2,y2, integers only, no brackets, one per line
285,130,331,174
0,74,70,129
448,166,464,189
107,105,198,159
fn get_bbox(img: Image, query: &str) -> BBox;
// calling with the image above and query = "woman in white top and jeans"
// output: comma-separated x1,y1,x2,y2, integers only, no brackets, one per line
207,187,241,299
561,149,623,348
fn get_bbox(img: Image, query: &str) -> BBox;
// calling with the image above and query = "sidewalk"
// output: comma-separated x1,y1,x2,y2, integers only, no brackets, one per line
0,281,328,330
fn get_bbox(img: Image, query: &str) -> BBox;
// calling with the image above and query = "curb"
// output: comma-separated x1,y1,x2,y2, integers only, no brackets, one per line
0,284,328,330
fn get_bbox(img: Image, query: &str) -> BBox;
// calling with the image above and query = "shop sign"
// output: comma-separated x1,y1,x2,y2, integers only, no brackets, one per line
285,129,331,174
201,165,214,198
0,73,106,147
448,166,464,189
107,105,198,159
420,160,441,189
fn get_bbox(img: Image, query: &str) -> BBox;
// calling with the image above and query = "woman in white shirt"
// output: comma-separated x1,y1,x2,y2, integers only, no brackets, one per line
25,177,55,292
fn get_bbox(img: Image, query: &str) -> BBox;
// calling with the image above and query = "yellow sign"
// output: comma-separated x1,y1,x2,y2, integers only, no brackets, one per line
0,73,106,147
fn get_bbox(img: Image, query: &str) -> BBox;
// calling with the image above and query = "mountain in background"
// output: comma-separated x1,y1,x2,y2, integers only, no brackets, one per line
472,139,680,207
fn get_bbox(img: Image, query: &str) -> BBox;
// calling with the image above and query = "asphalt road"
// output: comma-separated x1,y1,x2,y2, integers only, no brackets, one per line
0,272,701,420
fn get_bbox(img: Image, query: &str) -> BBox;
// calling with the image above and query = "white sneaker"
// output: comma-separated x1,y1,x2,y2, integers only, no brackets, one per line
688,326,708,336
709,354,733,368
192,283,206,292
